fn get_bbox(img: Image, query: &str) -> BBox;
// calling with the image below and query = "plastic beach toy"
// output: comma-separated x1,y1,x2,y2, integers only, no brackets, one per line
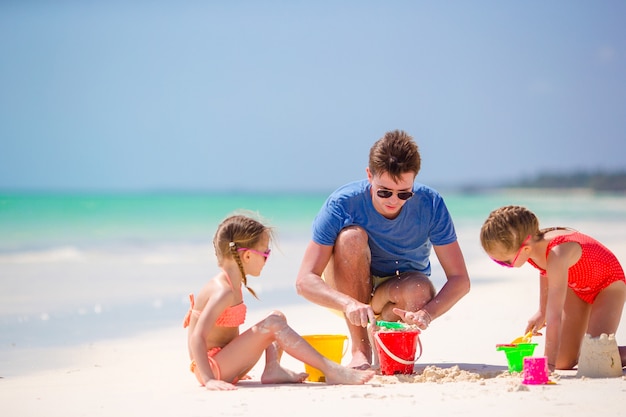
496,343,538,373
302,334,348,382
522,356,555,385
510,331,533,345
376,320,409,330
496,330,542,373
374,328,422,375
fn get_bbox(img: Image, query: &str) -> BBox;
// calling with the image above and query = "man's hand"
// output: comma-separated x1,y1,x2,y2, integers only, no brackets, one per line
345,300,376,327
393,308,432,330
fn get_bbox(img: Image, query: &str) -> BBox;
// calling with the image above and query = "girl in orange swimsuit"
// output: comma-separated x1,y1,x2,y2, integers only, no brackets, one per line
183,213,374,391
480,205,626,371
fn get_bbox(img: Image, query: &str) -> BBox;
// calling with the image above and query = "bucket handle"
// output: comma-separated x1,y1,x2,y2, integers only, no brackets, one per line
374,331,423,366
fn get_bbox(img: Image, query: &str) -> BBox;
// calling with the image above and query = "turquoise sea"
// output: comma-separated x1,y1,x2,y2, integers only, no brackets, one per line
0,192,329,252
2,190,625,252
1,189,626,370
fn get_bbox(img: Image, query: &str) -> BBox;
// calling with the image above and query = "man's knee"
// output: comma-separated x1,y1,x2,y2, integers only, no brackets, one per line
336,226,368,251
405,274,436,300
325,227,372,299
384,273,435,307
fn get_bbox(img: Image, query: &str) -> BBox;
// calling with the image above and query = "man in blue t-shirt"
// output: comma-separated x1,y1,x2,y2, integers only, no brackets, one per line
296,130,471,369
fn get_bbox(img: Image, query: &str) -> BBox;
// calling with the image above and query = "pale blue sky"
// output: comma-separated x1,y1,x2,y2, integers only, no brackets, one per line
1,1,625,192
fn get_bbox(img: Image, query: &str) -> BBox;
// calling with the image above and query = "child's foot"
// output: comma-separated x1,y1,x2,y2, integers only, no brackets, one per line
323,365,375,385
261,365,308,384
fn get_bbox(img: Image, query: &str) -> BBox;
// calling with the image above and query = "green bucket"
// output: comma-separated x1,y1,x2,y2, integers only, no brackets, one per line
496,343,538,373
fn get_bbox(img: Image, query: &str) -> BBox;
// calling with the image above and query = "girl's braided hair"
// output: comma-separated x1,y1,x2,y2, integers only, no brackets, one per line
213,213,272,299
480,205,540,253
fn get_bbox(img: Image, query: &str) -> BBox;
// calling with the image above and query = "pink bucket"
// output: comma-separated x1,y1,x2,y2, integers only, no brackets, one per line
522,356,549,385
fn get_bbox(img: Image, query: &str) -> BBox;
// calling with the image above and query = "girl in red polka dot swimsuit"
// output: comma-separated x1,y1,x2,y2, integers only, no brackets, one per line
480,205,626,372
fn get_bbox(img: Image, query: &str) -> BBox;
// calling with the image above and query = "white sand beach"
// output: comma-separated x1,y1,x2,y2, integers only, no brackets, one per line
2,225,625,417
2,285,624,417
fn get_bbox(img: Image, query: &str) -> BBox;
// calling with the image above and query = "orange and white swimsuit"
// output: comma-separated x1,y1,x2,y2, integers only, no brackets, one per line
528,231,625,304
183,271,247,384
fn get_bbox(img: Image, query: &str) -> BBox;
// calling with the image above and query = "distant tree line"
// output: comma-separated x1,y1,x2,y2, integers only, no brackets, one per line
507,171,626,192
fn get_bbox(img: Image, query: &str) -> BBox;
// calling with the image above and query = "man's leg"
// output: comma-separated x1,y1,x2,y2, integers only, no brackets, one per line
371,272,435,321
324,226,373,368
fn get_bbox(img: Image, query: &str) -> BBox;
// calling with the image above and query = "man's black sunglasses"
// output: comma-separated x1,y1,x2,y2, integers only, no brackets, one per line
376,189,414,201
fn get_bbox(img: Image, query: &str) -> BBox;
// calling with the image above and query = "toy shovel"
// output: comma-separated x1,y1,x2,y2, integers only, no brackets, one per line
510,331,533,345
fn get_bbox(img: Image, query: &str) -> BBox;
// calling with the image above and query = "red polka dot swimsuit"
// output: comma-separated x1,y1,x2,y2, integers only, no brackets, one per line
527,231,625,304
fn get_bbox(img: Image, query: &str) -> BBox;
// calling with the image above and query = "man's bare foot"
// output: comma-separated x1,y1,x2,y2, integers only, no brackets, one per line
347,350,371,370
261,365,308,384
323,365,375,385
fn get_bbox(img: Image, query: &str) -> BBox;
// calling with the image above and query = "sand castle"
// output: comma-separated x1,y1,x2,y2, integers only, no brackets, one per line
576,333,623,378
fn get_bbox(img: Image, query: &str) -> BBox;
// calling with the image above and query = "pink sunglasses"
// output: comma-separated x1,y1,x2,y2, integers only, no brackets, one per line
491,235,531,268
237,247,271,259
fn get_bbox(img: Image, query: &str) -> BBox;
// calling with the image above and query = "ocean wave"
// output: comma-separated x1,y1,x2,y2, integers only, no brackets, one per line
0,241,219,264
0,246,85,264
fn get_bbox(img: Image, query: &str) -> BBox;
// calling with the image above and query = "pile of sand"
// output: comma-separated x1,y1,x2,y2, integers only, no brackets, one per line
370,365,502,384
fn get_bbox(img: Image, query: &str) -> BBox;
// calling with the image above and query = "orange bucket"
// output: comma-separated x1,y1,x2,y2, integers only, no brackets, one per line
374,329,422,375
301,334,348,382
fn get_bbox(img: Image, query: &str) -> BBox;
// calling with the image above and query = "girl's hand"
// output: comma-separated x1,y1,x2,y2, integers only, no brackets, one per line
525,311,546,336
393,308,431,330
204,379,237,391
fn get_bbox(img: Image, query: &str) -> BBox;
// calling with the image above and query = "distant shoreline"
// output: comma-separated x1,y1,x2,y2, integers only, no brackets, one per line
454,186,614,195
456,171,626,194
506,171,626,192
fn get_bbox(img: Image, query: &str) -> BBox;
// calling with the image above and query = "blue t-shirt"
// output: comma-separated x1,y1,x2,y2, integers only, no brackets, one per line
311,179,457,277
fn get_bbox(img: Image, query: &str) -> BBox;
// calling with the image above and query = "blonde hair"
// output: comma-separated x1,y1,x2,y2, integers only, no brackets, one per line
213,212,273,299
479,205,540,253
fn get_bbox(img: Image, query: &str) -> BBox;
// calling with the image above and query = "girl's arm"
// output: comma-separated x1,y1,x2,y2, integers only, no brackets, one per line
543,242,581,369
538,274,548,316
526,274,548,335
